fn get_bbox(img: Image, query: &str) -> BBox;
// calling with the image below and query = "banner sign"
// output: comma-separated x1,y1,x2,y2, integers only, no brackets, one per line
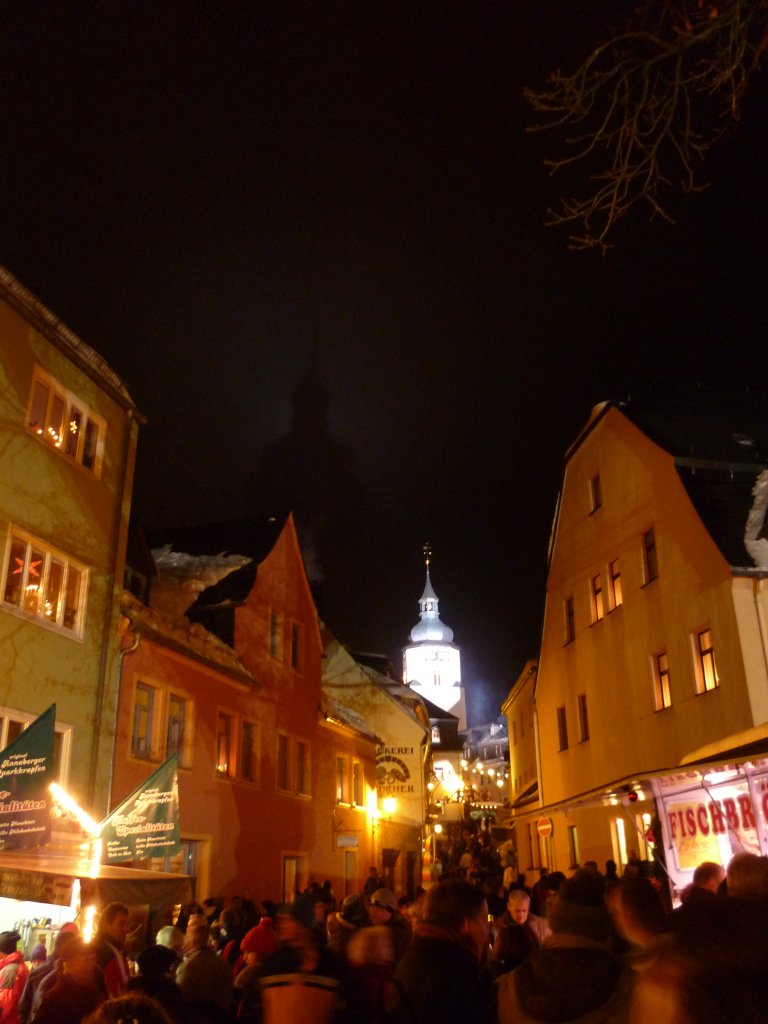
101,757,180,863
0,705,55,851
0,866,73,905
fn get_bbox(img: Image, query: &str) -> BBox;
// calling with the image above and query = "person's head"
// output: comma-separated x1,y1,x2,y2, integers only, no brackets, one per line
30,943,47,967
692,861,726,893
548,871,611,944
605,859,618,877
423,878,488,960
726,853,768,897
608,877,668,947
136,944,177,979
346,925,395,968
184,921,210,952
155,925,184,956
506,889,531,924
240,922,276,967
339,893,368,928
0,931,19,955
98,903,130,948
83,994,173,1024
275,894,315,946
59,936,97,981
369,888,397,926
53,922,79,955
583,860,599,876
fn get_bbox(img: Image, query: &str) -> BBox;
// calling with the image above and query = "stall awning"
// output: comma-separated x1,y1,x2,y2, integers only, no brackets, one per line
0,850,191,906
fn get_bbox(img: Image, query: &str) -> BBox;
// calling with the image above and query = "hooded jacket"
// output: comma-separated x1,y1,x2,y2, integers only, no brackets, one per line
0,950,29,1024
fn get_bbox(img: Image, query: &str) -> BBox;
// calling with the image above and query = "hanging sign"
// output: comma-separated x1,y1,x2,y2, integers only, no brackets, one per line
101,757,180,863
0,705,55,851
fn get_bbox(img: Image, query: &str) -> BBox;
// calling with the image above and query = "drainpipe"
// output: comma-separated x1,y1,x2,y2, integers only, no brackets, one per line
88,409,136,813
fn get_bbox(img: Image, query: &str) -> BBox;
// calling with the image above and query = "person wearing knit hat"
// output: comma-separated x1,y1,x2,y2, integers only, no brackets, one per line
0,930,28,1024
496,870,634,1024
233,918,278,1017
368,888,412,963
29,944,47,968
254,895,346,1024
327,893,369,958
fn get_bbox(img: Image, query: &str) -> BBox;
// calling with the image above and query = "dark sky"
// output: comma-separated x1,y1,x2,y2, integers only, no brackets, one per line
2,2,767,723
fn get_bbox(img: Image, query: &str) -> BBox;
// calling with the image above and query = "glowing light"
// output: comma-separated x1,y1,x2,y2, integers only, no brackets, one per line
496,778,504,788
434,823,443,834
382,796,396,816
50,782,101,836
82,904,97,942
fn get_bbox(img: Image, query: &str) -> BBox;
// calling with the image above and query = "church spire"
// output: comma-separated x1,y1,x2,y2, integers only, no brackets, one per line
411,544,453,643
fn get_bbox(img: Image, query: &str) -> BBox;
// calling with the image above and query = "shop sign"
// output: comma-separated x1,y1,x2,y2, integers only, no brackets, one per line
0,705,55,851
376,744,418,797
0,866,73,905
101,757,180,863
336,834,358,848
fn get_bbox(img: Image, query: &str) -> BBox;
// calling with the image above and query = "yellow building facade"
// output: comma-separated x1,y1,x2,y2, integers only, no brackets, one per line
512,398,768,894
0,267,140,817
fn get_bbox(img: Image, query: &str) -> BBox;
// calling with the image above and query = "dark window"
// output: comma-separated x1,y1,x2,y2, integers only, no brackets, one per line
557,706,568,751
643,529,658,583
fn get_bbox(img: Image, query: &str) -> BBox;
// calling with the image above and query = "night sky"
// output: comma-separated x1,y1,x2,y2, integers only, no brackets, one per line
2,2,767,722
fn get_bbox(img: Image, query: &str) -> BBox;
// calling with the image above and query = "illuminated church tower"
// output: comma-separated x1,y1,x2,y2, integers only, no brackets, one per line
402,544,467,730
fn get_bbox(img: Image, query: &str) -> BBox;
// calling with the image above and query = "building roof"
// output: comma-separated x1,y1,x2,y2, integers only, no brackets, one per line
574,387,768,573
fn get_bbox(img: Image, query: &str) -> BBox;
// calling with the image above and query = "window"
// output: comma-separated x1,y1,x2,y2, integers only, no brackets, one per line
336,755,349,803
591,573,604,623
132,684,155,759
556,706,568,751
296,740,310,796
564,596,575,644
216,712,234,777
0,708,71,784
653,652,672,710
166,695,187,765
28,368,104,475
352,762,362,806
643,529,658,583
694,629,719,693
290,623,302,671
608,559,622,610
431,725,441,743
269,610,282,660
577,693,589,742
240,721,259,783
512,721,517,745
2,529,87,637
568,825,581,868
277,734,291,791
589,474,602,512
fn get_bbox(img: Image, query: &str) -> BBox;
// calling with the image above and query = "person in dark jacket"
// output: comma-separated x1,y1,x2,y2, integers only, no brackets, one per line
367,889,411,963
31,937,108,1024
126,945,184,1022
387,878,494,1024
18,923,79,1024
496,871,634,1024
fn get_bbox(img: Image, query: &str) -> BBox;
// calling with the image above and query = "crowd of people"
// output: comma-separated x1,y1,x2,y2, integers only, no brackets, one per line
2,847,767,1024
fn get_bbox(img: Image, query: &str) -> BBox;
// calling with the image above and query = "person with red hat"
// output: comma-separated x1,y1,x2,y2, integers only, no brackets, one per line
234,918,277,1018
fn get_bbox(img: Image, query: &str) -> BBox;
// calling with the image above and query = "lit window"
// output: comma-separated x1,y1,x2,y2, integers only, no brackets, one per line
2,529,87,637
336,755,349,803
643,529,658,583
166,694,187,765
694,629,719,693
608,559,622,609
269,611,282,660
296,740,310,796
577,694,589,742
132,684,155,759
589,474,602,512
591,574,604,623
653,652,672,710
557,706,568,751
28,368,104,475
352,762,362,806
216,712,233,777
241,721,259,783
564,596,575,644
431,725,441,743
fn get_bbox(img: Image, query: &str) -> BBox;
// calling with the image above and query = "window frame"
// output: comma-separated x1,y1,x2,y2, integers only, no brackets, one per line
608,559,623,610
577,693,590,742
590,573,604,623
693,628,719,694
215,710,235,778
556,706,569,752
132,682,157,760
0,706,72,785
336,753,350,804
564,595,575,644
652,651,672,710
296,738,310,797
1,526,89,639
643,528,659,584
589,474,602,512
27,366,105,477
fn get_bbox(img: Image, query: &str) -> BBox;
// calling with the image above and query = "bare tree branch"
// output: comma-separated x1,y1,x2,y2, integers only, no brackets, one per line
526,0,768,250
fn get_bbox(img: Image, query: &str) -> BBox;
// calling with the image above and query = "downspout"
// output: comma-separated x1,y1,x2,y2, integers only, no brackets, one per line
88,409,136,813
105,625,141,811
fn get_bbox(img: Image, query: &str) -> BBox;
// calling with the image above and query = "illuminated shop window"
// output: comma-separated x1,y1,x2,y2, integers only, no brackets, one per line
28,368,104,475
2,529,87,637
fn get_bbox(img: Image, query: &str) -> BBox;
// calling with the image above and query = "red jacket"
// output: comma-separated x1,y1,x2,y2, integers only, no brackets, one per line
0,951,29,1024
